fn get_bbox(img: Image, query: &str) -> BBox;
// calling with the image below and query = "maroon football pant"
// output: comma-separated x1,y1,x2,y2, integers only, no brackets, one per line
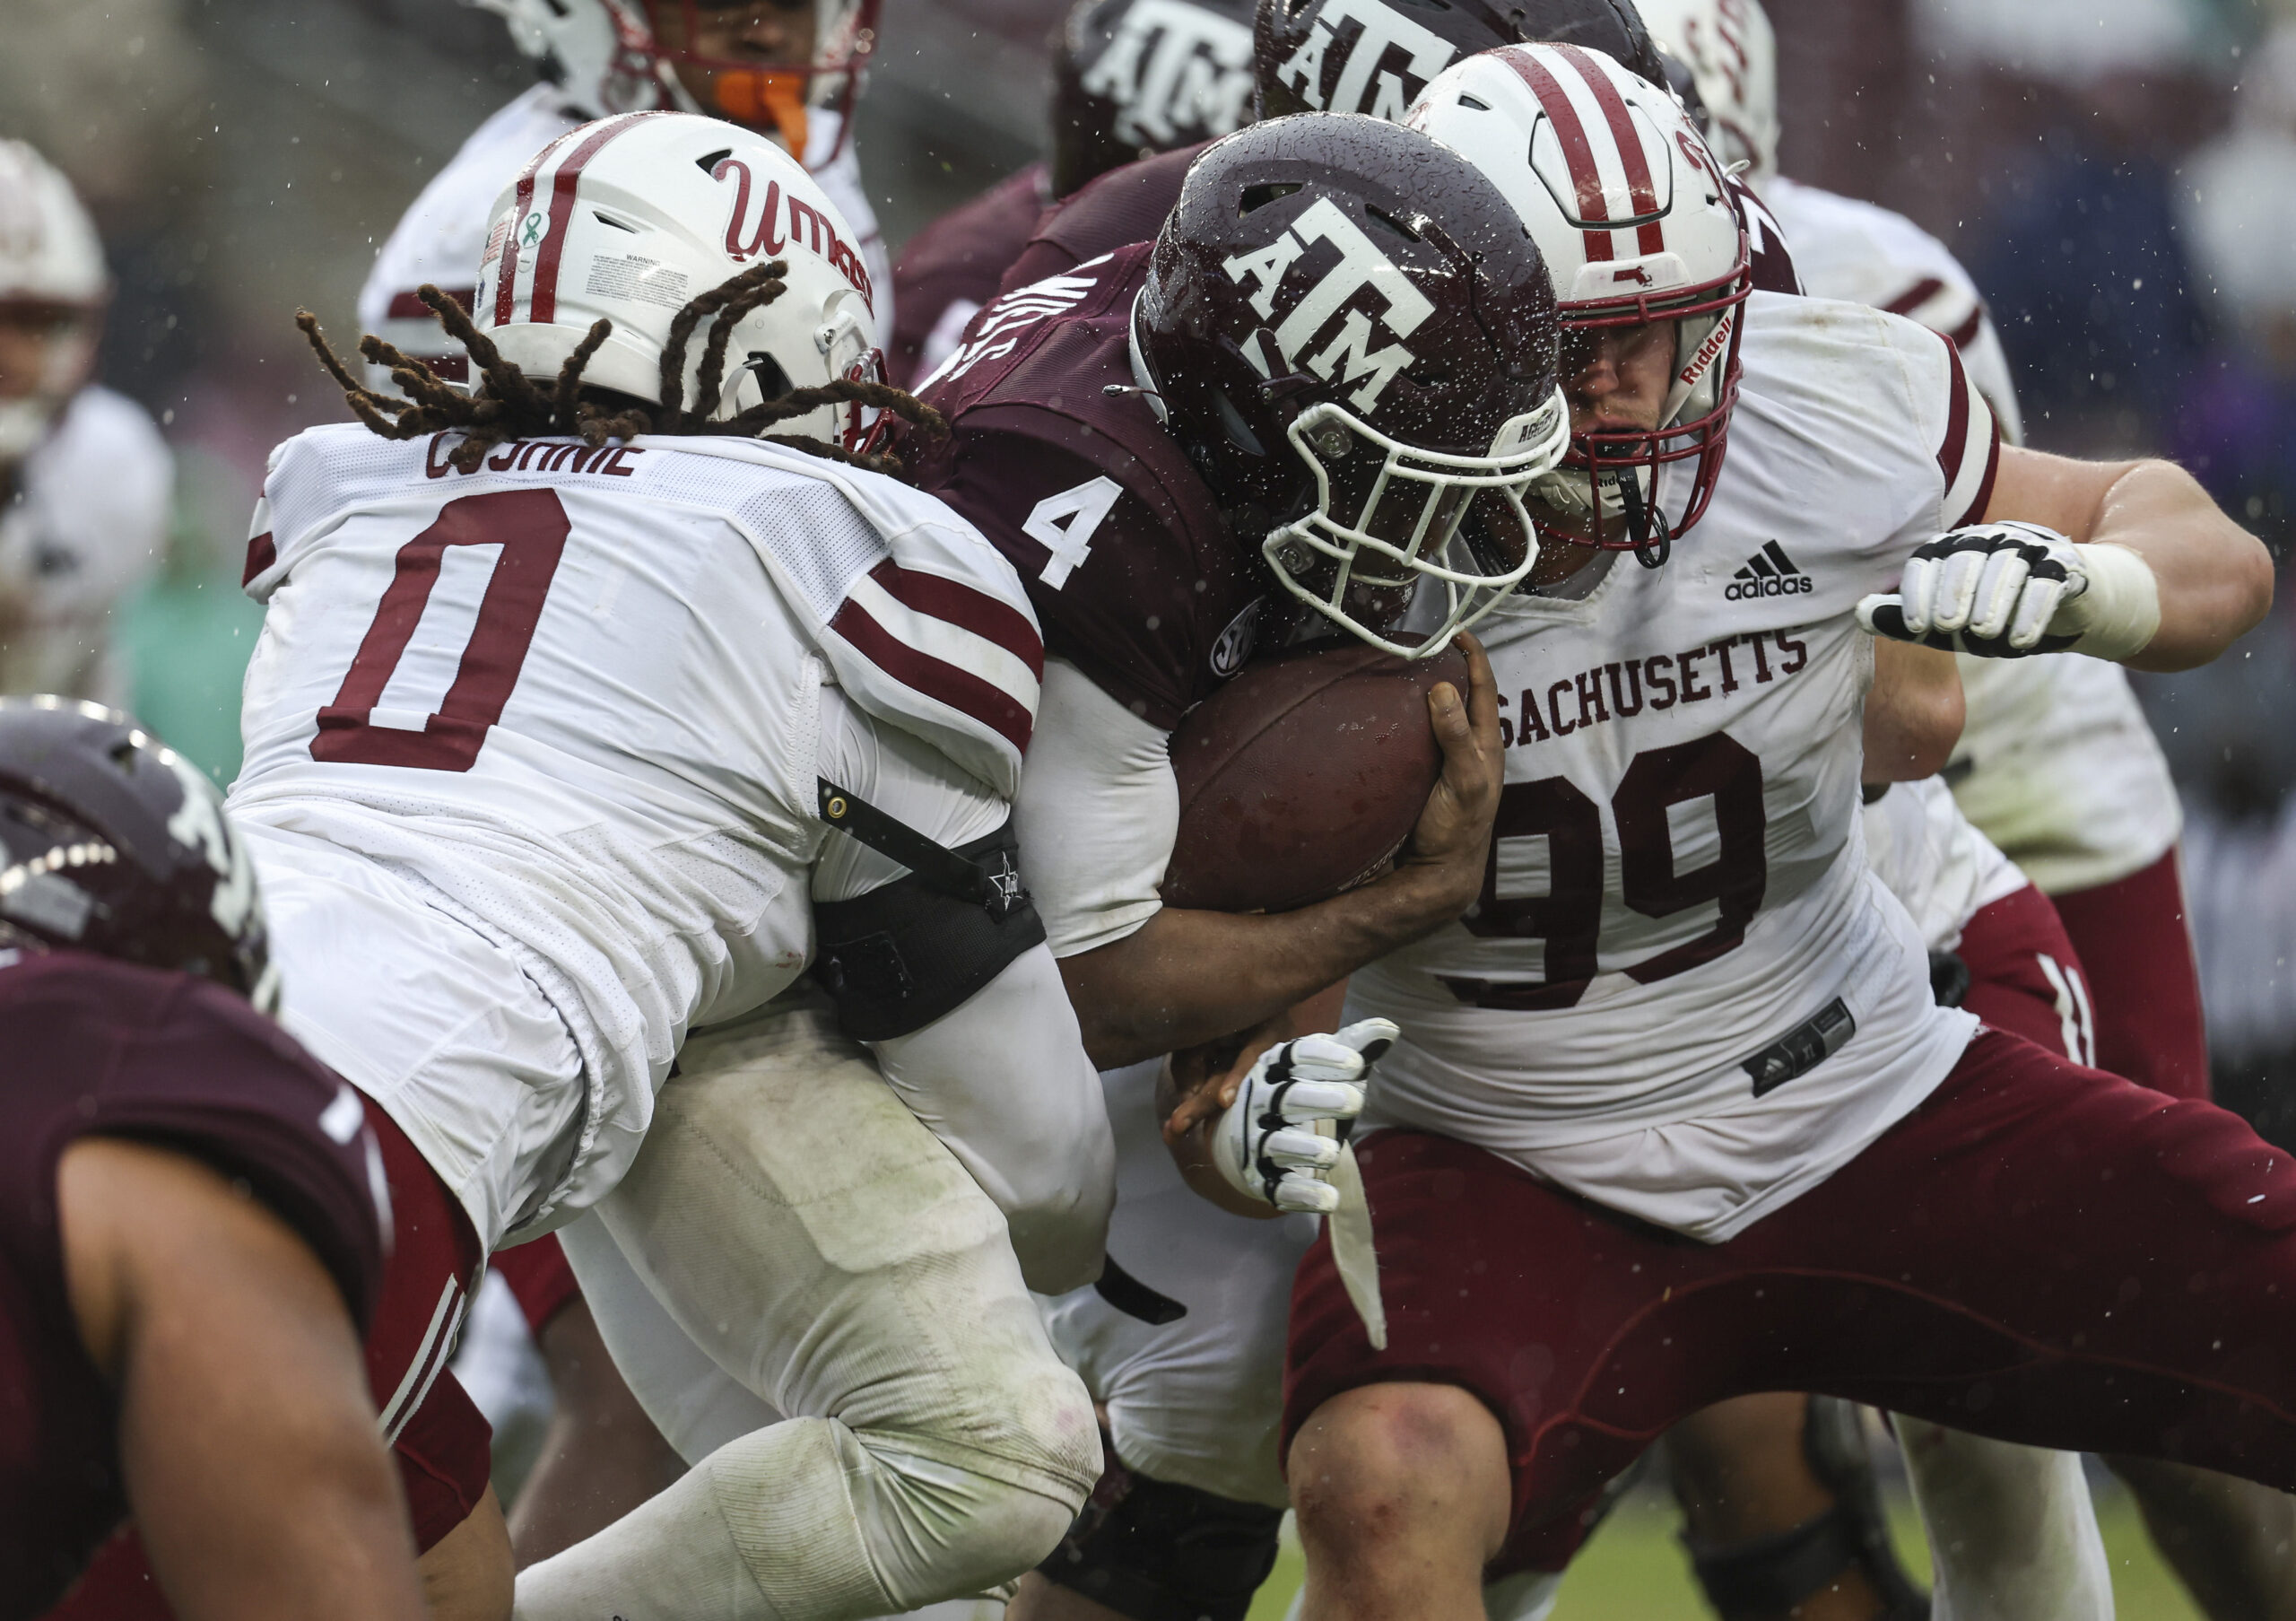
2051,849,2210,1100
1284,1030,2296,1578
1956,881,2095,1064
43,1094,491,1619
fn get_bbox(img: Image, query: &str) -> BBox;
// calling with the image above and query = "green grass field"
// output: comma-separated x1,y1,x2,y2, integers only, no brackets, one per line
1245,1486,2204,1619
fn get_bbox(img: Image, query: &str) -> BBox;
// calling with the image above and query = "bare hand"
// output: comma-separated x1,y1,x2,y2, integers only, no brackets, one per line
1161,1019,1286,1146
1388,632,1502,919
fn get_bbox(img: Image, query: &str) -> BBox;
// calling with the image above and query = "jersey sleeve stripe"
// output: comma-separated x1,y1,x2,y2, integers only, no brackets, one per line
863,559,1046,681
842,565,1044,713
1936,334,2001,527
829,595,1036,760
1946,307,1985,351
386,288,476,322
243,530,276,588
1883,276,1946,316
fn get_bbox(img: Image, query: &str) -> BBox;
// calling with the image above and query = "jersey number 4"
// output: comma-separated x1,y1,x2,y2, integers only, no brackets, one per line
312,489,570,772
1445,732,1768,1010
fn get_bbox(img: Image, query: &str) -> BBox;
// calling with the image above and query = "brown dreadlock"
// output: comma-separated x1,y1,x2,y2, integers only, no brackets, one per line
296,261,944,478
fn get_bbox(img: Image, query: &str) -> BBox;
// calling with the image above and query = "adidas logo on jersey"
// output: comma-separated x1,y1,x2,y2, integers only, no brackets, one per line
1726,542,1812,600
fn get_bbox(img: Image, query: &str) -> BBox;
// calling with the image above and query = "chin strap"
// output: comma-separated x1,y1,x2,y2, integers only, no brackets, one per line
1619,473,1673,570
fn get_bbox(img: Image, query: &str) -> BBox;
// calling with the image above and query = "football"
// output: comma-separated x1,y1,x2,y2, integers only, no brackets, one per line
1161,635,1471,914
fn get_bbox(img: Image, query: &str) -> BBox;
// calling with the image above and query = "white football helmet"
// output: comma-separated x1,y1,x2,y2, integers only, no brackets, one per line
474,112,879,444
465,0,879,164
0,142,109,462
1634,0,1779,183
1408,43,1751,562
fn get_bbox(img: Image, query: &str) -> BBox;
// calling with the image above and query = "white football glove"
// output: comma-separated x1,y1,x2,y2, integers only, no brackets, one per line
1210,1018,1396,1214
1856,521,2159,660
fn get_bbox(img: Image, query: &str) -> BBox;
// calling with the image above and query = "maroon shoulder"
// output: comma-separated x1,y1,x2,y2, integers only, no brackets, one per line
1730,177,1803,297
889,162,1053,388
0,953,386,1330
0,953,386,1617
911,247,1262,730
1000,143,1205,297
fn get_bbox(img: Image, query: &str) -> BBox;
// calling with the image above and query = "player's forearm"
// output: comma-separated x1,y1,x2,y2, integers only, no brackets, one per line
1862,639,1962,783
88,1146,427,1621
2083,461,2274,670
1987,450,2273,671
1060,878,1455,1069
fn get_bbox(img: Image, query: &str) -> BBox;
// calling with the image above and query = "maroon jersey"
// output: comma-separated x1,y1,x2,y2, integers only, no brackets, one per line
1001,144,1205,298
999,144,1802,298
0,952,384,1619
910,242,1262,731
889,162,1055,388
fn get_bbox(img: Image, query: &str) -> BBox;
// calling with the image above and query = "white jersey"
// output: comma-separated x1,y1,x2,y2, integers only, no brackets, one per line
228,424,1040,1244
1861,777,2026,954
0,386,169,702
1946,655,2181,893
1761,176,2182,893
1348,293,1994,1242
361,84,891,384
1763,177,2022,445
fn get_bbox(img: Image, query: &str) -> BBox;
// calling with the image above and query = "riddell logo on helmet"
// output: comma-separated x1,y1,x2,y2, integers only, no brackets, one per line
714,157,874,313
1222,198,1434,409
1276,0,1459,120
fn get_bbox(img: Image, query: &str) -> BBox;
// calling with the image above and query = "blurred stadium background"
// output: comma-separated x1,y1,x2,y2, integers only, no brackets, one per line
9,0,2296,1610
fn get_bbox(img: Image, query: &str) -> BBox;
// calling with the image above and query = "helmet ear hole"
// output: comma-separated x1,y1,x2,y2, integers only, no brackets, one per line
745,349,796,399
1212,389,1265,454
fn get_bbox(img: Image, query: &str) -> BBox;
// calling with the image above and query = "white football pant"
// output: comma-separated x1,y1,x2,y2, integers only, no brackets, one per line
516,995,1103,1621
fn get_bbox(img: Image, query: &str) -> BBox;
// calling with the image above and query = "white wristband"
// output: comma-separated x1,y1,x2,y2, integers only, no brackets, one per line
2059,543,2161,661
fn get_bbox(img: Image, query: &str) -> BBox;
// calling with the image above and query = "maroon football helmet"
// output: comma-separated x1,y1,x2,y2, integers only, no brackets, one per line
1136,113,1569,654
1051,0,1260,198
1252,0,1668,119
0,698,274,1009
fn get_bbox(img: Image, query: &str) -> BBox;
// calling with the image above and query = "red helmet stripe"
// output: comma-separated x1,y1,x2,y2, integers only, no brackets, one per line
491,133,562,327
531,113,662,325
1499,49,1615,262
1550,45,1667,258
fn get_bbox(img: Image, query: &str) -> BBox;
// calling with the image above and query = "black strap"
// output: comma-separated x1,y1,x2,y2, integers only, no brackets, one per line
1094,1257,1188,1325
818,778,1027,920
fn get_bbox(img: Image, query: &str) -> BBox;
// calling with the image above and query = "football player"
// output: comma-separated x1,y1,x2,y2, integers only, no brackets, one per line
1641,4,2295,1614
363,0,889,388
1640,0,2198,1102
0,699,422,1621
890,0,1256,387
0,144,168,704
904,111,1561,1621
988,0,1797,313
219,115,1117,1621
1276,44,2279,1621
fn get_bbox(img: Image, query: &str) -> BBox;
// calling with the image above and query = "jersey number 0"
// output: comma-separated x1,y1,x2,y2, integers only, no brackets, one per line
311,489,570,773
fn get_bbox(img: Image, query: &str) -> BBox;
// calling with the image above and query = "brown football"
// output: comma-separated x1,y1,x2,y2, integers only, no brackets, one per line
1161,635,1470,914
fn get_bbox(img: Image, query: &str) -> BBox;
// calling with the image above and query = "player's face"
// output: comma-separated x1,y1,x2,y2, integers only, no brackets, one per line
650,0,820,147
1560,318,1676,435
0,306,97,405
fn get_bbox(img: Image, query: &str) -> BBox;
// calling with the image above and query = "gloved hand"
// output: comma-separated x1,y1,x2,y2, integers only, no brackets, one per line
1210,1019,1396,1214
1857,521,2159,660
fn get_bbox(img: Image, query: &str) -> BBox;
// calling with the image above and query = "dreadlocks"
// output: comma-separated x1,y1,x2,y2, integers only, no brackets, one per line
297,261,944,478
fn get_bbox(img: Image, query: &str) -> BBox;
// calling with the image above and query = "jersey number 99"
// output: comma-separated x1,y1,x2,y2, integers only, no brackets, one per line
1444,732,1768,1010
